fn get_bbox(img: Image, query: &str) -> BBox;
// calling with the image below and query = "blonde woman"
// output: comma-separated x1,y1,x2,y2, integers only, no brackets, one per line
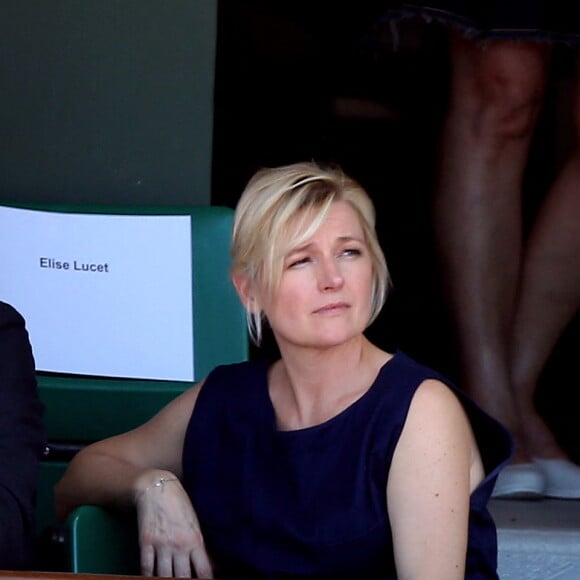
56,162,511,579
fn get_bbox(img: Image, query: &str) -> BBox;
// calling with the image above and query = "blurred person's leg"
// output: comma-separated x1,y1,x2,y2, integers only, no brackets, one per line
433,33,551,464
510,56,580,462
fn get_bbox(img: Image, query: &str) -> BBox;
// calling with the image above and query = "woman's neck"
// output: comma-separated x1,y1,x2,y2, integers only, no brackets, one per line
269,337,392,430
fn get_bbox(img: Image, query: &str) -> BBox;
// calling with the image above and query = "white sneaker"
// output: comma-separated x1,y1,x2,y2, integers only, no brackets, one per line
534,458,580,499
492,463,546,499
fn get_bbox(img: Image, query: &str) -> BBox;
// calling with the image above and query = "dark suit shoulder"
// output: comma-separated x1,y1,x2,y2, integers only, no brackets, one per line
0,301,26,329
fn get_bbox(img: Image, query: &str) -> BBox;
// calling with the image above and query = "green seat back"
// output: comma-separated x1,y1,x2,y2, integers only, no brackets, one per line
21,204,248,564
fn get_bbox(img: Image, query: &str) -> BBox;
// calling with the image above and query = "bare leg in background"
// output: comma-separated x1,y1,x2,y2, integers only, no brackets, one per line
433,34,551,463
510,57,580,459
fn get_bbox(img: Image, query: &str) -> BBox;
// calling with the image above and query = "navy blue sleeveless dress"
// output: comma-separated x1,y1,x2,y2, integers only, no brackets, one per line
182,351,512,579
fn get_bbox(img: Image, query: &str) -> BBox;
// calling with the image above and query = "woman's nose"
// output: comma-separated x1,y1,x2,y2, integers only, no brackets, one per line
317,257,344,291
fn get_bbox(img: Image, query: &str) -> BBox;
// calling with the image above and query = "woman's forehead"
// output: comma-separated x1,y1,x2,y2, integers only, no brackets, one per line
284,202,362,245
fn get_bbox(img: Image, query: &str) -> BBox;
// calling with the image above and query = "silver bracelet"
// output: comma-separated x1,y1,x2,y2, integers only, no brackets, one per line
143,476,178,494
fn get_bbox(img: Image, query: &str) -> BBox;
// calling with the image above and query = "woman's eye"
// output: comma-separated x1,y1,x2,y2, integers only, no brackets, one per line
287,256,310,269
341,248,362,258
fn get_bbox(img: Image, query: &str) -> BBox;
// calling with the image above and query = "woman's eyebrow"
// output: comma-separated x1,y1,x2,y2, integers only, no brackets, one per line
287,235,364,255
285,243,313,257
337,235,364,243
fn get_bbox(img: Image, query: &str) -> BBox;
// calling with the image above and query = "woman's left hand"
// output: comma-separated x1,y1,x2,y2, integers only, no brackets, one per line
136,472,213,578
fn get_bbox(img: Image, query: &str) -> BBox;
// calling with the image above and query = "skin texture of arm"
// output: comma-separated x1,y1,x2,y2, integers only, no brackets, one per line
0,302,46,569
387,379,484,580
55,380,213,578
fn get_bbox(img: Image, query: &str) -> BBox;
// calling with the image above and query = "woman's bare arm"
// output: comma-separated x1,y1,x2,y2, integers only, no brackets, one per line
54,381,213,578
387,379,484,580
55,382,203,518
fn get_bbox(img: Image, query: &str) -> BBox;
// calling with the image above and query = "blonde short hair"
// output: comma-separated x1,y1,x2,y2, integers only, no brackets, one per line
231,161,390,344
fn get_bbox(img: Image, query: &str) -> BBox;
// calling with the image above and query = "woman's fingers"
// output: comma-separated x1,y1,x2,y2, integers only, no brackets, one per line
172,552,192,578
191,544,213,579
141,543,155,577
155,549,174,578
140,526,213,578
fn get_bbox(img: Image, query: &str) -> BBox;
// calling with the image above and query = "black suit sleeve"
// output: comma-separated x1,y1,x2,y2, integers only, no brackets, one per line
0,302,46,569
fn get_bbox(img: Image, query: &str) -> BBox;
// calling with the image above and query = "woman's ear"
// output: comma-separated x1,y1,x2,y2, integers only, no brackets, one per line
232,273,260,313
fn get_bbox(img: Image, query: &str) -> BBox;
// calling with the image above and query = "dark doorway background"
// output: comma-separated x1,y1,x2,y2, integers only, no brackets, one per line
211,2,580,462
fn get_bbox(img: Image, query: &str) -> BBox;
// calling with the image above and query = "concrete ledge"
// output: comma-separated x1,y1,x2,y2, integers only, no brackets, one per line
490,499,580,579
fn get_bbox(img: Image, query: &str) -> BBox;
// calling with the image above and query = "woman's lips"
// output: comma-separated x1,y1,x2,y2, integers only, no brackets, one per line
313,302,349,314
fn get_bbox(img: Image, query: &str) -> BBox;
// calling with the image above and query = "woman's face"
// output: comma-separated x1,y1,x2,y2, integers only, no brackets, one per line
259,201,374,352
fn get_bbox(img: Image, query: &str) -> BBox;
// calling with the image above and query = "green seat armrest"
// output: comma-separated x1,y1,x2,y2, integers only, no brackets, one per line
67,505,140,574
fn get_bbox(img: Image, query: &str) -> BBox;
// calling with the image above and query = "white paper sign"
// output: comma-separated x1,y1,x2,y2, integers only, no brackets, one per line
0,205,194,381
